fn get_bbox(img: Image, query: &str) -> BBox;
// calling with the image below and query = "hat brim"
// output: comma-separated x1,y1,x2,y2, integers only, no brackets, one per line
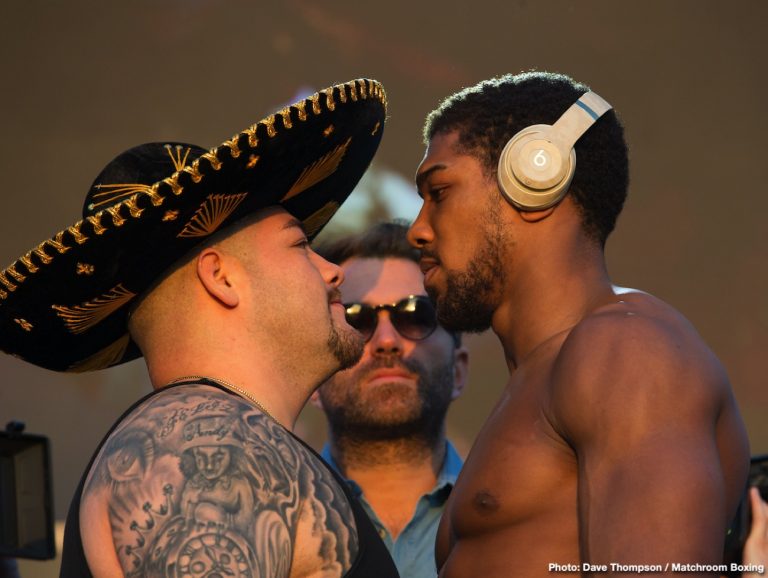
0,79,386,372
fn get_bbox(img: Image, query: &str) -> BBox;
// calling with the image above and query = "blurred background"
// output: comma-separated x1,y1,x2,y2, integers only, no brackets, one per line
1,1,766,574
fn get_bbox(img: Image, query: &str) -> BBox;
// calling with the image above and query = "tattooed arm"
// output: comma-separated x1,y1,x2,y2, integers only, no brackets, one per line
79,384,358,578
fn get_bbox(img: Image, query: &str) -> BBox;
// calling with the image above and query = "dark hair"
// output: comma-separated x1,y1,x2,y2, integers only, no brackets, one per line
317,220,419,266
316,221,461,347
424,71,629,245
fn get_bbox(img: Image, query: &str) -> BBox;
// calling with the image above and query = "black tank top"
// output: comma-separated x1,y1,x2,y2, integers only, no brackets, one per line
60,380,399,577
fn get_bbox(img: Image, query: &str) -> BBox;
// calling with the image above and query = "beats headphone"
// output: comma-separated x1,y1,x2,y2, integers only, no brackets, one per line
497,91,612,210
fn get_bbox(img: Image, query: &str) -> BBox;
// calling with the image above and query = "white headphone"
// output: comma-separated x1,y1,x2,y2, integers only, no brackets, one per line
497,91,612,210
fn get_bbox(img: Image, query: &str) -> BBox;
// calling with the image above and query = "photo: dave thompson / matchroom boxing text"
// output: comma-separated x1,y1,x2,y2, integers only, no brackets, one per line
549,562,766,574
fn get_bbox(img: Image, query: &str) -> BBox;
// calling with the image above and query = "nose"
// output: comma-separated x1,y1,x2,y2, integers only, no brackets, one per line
369,311,403,356
311,250,344,290
407,206,433,249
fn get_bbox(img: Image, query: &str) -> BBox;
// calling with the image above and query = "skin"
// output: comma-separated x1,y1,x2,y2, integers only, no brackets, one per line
79,207,369,578
312,257,468,539
743,488,768,573
408,131,750,577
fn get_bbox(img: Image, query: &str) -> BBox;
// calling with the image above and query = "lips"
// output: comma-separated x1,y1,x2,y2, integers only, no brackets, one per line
365,367,415,386
418,257,438,276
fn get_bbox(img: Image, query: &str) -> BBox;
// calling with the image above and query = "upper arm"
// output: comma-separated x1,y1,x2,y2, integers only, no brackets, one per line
551,313,729,564
80,386,357,578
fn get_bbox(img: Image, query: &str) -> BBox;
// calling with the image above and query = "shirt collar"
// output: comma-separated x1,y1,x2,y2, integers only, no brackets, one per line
320,440,464,505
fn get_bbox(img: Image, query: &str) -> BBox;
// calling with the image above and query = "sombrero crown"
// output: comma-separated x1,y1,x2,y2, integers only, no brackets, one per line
0,79,386,372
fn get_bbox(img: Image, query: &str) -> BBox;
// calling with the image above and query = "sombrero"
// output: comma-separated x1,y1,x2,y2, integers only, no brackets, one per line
0,78,386,372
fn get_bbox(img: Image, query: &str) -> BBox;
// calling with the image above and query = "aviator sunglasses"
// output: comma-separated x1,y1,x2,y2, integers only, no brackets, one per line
343,295,438,342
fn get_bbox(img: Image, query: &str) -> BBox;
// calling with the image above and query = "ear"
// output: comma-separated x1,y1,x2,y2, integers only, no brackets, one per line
196,248,239,308
450,345,469,400
518,205,556,223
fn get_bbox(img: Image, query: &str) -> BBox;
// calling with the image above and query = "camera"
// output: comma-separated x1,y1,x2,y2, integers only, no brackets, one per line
0,422,55,560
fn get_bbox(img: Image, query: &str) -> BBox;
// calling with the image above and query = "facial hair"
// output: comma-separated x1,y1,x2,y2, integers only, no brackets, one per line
327,307,365,370
433,196,508,333
319,353,455,445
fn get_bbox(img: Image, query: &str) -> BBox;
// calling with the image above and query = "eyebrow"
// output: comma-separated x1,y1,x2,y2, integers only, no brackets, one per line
415,163,447,191
281,217,307,235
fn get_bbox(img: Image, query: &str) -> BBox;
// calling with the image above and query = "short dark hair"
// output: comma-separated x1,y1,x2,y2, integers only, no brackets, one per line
316,221,461,347
424,71,630,245
317,220,419,266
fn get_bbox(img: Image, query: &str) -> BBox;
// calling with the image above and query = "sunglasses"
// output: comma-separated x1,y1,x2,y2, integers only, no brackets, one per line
343,295,438,342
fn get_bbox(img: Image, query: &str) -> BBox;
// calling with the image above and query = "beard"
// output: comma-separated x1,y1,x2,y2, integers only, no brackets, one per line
432,199,508,333
318,353,455,445
327,312,365,370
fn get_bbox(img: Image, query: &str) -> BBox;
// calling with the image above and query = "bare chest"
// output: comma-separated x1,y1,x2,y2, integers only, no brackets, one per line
443,366,578,540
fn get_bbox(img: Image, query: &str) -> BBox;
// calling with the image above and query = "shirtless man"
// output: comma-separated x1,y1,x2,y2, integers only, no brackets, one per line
408,71,749,575
0,79,398,577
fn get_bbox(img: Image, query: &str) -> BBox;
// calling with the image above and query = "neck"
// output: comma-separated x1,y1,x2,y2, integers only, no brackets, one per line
328,430,447,539
147,347,335,431
493,231,614,370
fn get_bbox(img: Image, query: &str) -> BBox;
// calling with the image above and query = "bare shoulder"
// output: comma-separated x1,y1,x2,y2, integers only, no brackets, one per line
550,289,731,440
80,384,357,578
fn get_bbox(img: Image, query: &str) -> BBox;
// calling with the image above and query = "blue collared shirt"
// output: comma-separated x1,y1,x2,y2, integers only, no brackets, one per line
321,441,463,578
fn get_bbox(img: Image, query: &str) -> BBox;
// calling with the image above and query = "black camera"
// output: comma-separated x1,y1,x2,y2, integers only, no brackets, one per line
0,422,55,560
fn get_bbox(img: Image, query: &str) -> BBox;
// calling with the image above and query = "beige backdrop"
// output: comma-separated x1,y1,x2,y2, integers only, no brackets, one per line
1,1,766,572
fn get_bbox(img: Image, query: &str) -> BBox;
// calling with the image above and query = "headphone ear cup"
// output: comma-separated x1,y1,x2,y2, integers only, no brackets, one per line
497,125,576,211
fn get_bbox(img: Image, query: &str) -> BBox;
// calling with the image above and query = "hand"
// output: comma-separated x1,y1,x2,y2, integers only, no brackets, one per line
742,487,768,573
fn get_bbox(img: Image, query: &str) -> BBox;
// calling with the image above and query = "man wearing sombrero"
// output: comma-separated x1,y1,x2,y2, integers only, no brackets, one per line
0,79,399,577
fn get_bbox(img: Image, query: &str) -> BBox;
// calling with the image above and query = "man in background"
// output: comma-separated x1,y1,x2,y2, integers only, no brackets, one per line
311,222,468,578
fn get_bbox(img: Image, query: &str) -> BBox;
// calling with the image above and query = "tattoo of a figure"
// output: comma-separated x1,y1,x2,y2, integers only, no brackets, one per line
82,386,357,577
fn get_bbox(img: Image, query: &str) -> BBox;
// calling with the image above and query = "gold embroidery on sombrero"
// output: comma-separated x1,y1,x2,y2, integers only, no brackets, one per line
106,205,126,227
200,149,223,171
323,87,336,111
89,184,154,210
221,135,242,159
47,232,71,255
182,160,204,184
303,201,340,238
243,125,259,148
165,144,191,172
146,184,165,207
17,254,39,274
76,263,95,276
262,116,278,138
162,210,179,222
68,222,89,244
246,155,260,169
323,125,335,138
52,284,136,335
86,214,107,235
277,108,292,130
5,264,25,283
177,193,249,239
338,86,348,104
309,93,322,115
14,318,32,332
0,289,6,300
358,79,367,98
19,239,58,274
347,80,359,102
0,271,18,293
372,121,381,136
67,333,131,373
163,172,183,196
282,137,352,202
123,197,144,218
295,101,308,121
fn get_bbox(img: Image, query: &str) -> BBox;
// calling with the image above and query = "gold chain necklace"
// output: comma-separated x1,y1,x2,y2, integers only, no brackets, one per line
168,375,284,429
